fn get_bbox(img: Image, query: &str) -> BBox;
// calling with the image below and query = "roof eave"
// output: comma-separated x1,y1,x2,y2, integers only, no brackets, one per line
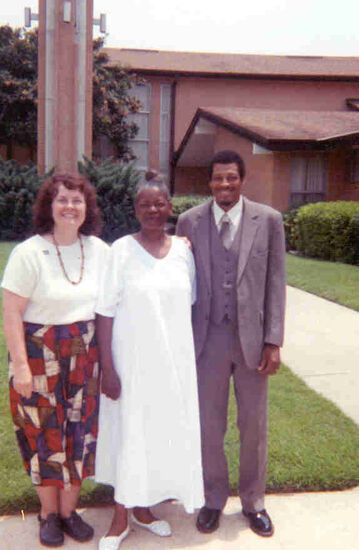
174,108,359,164
121,67,359,82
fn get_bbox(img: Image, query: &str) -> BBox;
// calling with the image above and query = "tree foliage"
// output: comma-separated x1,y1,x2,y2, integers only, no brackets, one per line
0,26,37,159
0,26,141,160
92,37,142,160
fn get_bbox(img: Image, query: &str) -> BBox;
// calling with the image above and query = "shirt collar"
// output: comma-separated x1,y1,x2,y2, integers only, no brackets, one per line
212,196,243,228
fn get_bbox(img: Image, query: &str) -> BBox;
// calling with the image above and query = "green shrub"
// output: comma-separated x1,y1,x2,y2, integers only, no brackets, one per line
169,194,209,227
78,157,141,242
171,194,209,216
0,157,142,243
0,158,48,240
346,213,359,265
295,201,359,264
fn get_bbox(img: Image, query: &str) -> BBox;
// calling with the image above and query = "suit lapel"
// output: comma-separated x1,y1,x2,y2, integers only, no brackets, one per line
194,201,212,291
236,198,260,285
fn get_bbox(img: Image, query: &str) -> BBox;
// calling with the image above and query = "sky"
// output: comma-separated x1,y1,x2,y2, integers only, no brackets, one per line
2,0,359,57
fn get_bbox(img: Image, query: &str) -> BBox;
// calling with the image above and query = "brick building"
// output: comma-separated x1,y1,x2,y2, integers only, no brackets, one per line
104,48,359,210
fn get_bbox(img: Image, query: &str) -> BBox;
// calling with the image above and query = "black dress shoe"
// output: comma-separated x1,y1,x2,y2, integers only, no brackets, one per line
60,510,94,542
196,506,221,534
243,509,274,537
38,513,64,547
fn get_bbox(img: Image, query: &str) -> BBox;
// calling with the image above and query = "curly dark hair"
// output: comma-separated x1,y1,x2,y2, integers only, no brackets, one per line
33,173,103,236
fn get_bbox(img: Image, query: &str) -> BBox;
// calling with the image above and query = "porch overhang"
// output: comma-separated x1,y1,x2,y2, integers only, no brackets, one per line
174,107,359,167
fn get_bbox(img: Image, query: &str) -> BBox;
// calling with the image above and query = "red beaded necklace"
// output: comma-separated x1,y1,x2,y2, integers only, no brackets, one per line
52,233,85,285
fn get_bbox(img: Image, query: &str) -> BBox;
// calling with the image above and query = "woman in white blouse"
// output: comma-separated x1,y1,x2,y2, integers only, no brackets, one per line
2,173,108,547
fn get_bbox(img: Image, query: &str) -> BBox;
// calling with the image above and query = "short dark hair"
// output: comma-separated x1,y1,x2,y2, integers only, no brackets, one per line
209,150,246,181
33,173,103,236
135,170,171,202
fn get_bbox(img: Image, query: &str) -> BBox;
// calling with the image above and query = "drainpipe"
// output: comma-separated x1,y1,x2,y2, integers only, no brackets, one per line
169,75,178,196
75,0,87,164
44,0,56,171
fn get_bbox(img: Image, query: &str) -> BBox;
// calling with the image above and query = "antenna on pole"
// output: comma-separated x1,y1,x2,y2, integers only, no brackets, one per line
25,7,39,27
93,13,106,33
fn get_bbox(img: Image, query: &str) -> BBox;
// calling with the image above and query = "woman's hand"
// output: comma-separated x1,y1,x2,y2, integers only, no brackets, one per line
101,367,122,400
13,363,33,399
2,289,32,398
96,315,120,400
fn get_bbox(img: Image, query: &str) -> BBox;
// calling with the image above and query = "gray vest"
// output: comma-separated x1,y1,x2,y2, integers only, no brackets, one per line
209,213,242,325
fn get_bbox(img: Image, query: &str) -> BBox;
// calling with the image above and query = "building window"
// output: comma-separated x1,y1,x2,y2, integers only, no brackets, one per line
289,155,326,207
159,84,171,179
128,84,151,173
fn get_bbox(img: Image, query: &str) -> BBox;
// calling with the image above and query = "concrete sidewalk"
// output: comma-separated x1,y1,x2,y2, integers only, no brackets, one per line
282,286,359,424
1,487,359,550
1,285,359,550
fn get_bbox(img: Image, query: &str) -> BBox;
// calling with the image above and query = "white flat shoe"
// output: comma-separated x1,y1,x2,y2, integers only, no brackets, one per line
130,513,172,537
98,524,130,550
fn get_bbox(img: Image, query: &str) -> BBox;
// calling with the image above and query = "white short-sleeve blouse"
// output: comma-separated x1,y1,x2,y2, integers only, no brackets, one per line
1,234,109,325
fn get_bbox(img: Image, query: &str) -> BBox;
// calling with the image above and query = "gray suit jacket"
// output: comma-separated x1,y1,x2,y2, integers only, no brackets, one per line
176,197,286,369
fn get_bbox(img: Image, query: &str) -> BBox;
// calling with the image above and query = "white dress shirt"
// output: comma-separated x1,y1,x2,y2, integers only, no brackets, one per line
212,196,243,245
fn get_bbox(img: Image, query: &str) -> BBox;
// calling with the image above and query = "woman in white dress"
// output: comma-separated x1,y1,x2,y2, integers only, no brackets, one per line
95,172,204,550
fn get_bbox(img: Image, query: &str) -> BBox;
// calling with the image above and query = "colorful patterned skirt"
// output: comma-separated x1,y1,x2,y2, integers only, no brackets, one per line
9,320,100,489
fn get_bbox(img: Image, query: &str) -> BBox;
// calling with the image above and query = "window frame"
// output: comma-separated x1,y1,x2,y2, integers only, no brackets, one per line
128,84,152,173
289,154,327,207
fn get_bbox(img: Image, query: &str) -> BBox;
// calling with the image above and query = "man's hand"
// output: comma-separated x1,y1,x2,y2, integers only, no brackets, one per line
101,367,122,400
257,344,280,376
175,235,193,250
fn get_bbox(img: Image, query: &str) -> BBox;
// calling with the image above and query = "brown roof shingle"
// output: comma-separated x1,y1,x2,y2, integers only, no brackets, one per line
105,48,359,79
175,108,359,159
199,107,359,141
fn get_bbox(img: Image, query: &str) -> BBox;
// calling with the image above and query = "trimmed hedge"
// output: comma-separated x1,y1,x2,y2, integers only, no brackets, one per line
294,201,359,264
169,194,209,228
171,194,209,217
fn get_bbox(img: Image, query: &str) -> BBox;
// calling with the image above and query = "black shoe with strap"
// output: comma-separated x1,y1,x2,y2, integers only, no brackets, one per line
243,509,274,537
38,513,64,547
60,510,94,542
196,506,222,534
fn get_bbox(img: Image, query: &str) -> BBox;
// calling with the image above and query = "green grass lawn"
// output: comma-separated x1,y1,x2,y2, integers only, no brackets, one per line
286,252,359,311
1,243,359,514
227,369,359,493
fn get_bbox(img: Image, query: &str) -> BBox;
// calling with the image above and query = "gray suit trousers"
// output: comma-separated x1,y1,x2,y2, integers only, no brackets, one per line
197,319,268,512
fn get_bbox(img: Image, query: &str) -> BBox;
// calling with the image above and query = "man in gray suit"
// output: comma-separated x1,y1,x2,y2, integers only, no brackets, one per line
176,150,286,537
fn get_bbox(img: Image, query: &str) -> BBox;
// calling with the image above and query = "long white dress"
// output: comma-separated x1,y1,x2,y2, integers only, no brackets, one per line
95,235,204,512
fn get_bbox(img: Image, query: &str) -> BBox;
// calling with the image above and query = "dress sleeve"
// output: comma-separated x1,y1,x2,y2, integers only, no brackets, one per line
95,241,123,317
1,244,38,298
